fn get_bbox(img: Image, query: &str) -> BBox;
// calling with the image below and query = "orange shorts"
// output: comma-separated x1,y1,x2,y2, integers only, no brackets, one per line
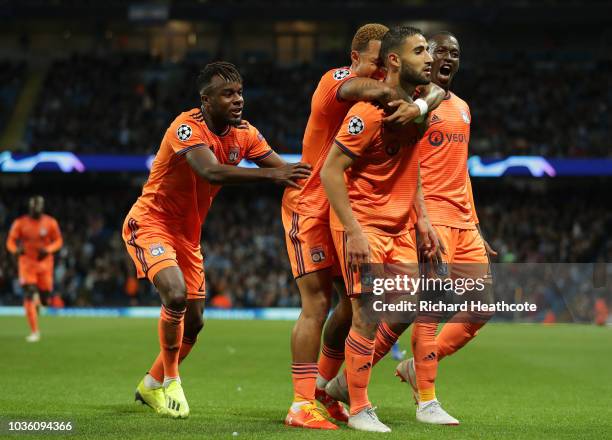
122,216,206,299
433,225,490,279
19,259,53,292
281,204,339,279
332,229,418,297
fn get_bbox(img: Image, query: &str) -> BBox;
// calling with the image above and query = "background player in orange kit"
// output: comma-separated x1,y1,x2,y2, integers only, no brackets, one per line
390,32,497,425
124,61,311,419
281,23,444,430
320,26,434,432
6,195,63,342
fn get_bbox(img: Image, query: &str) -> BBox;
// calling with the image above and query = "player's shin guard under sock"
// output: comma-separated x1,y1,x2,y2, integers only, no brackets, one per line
411,322,439,401
372,322,399,365
292,363,318,402
437,319,487,361
345,330,375,415
24,299,38,333
158,305,185,380
317,345,345,386
149,335,197,383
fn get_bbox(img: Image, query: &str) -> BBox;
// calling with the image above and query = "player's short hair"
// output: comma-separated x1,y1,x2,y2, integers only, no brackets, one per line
197,61,243,95
428,31,459,45
380,26,424,64
351,23,389,52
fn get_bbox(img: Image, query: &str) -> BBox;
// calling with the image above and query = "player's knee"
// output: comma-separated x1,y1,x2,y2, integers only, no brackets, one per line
161,285,187,310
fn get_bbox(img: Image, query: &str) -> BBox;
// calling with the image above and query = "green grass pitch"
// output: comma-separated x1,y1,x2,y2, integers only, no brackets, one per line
1,317,611,439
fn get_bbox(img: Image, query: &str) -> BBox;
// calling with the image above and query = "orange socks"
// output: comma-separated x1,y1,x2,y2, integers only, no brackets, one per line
24,299,38,333
318,345,345,383
149,335,197,383
158,305,185,380
411,322,438,401
345,330,375,415
437,321,485,361
373,322,399,365
292,363,318,401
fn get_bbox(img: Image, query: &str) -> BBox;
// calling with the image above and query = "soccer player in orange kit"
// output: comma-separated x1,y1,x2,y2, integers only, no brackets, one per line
281,23,444,430
320,26,434,432
124,61,311,419
390,31,498,425
6,195,63,342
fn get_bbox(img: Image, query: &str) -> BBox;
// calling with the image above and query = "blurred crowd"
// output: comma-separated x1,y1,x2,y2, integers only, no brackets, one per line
0,183,609,323
9,52,609,157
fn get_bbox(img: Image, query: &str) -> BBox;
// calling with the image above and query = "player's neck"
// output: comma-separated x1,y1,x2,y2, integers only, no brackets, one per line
202,108,230,136
385,74,415,101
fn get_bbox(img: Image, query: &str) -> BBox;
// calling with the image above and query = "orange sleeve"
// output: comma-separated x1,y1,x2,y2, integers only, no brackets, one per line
45,217,63,253
6,219,21,254
245,124,273,162
466,172,479,224
313,68,357,114
167,114,214,156
333,103,381,159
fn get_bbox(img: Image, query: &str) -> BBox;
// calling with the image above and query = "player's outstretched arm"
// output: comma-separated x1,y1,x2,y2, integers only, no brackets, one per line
251,151,286,168
338,78,397,103
186,147,310,188
321,144,369,271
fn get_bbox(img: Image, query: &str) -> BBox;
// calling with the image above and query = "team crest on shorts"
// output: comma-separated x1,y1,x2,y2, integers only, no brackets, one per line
310,246,326,263
228,147,240,163
177,124,192,141
333,68,351,81
149,243,165,257
461,110,470,124
39,228,48,237
348,116,365,135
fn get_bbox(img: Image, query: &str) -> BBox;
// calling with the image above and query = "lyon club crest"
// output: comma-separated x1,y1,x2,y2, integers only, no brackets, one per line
228,147,240,163
149,243,165,257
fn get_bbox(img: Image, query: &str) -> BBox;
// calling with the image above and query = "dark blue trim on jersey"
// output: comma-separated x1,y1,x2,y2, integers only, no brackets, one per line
175,143,207,157
250,150,274,162
334,139,359,159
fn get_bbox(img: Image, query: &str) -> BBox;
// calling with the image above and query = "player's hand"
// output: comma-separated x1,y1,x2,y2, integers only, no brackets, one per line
383,100,421,128
15,244,25,257
482,239,498,257
346,228,370,272
416,218,445,263
270,162,311,189
37,248,49,260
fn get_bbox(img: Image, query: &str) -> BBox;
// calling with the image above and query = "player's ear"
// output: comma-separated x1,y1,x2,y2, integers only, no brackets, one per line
350,50,360,67
387,52,400,71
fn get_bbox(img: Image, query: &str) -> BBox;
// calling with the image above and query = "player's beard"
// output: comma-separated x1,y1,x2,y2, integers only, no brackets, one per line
400,64,430,86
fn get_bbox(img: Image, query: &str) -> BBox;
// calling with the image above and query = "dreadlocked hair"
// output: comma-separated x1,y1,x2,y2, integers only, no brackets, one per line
197,61,243,95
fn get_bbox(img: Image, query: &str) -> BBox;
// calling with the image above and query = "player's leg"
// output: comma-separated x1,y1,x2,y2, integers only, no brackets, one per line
334,230,390,432
122,218,186,417
318,278,351,385
22,284,40,341
148,246,206,383
315,276,351,422
409,226,459,424
436,228,493,361
281,206,338,430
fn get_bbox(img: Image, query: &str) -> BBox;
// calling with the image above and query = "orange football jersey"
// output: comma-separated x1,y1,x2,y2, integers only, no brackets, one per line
6,214,63,265
127,108,272,244
282,67,357,218
329,101,421,236
418,92,479,229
